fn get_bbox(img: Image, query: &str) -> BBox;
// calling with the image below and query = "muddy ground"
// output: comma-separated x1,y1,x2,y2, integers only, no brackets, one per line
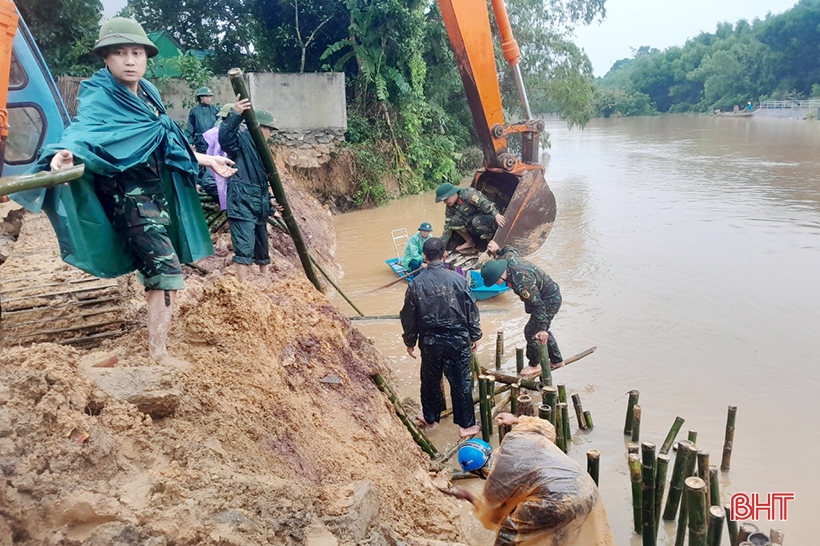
0,157,472,545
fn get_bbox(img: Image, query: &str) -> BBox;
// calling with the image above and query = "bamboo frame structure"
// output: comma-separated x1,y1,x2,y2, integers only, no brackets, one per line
373,375,437,457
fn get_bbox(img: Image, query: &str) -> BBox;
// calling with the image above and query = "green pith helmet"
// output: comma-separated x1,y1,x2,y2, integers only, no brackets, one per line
217,103,234,118
256,110,278,129
435,182,459,202
196,86,215,97
92,18,159,58
480,259,508,287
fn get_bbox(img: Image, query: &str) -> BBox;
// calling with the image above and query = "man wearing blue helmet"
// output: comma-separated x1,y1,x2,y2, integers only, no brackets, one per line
401,221,434,271
452,413,615,545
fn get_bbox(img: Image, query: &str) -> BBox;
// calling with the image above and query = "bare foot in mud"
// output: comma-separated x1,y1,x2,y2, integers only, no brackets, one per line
415,414,436,428
458,425,480,437
455,241,476,252
520,365,542,378
155,355,193,371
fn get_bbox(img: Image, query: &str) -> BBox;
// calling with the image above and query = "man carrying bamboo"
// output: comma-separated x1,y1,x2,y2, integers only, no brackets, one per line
400,237,482,437
481,241,563,376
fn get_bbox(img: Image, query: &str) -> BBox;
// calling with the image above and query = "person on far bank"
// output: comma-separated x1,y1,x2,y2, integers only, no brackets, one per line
435,182,505,253
401,221,433,271
44,18,236,361
219,97,280,282
400,237,482,438
481,240,563,376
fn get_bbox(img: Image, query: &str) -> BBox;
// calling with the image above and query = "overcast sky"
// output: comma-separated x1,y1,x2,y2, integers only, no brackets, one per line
574,0,799,76
102,0,799,77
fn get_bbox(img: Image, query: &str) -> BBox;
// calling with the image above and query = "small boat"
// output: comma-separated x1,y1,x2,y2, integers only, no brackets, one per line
715,110,753,118
387,228,509,301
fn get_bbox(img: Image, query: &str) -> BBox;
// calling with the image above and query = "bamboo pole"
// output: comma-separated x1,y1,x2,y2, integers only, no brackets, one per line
660,416,685,455
498,423,511,442
495,331,504,370
725,503,738,546
654,453,670,535
487,375,496,412
697,451,710,493
769,528,784,545
736,523,758,544
515,347,524,375
538,403,551,422
747,532,770,545
571,393,588,430
560,401,571,452
0,164,85,196
538,344,553,386
641,442,657,546
555,402,566,452
210,212,228,233
625,390,640,435
228,68,321,290
441,384,508,418
627,442,640,455
584,410,594,429
479,367,540,391
372,375,437,457
663,440,694,521
721,406,737,472
491,392,512,418
587,449,600,486
434,436,471,464
541,386,558,427
688,430,698,443
510,384,519,415
685,477,708,546
557,383,567,405
517,394,534,416
674,443,699,546
706,506,725,546
629,453,643,533
631,404,642,443
478,376,491,442
709,466,720,507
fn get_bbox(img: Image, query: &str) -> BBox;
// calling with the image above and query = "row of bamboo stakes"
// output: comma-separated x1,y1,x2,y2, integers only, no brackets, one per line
372,331,600,478
624,392,783,546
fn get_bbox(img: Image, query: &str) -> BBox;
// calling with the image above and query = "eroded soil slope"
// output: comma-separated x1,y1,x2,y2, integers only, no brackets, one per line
0,271,467,545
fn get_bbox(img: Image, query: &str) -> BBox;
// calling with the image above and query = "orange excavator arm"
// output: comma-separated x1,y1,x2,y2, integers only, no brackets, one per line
438,0,556,256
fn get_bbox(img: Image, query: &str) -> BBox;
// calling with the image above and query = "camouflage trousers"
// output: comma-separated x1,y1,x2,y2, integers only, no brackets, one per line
524,298,563,366
122,223,184,291
448,212,498,242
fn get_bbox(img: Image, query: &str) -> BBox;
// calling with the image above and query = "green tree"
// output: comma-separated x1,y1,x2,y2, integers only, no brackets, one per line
17,0,103,76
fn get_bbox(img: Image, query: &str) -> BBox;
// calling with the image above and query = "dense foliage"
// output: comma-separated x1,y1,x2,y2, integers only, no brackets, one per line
595,0,820,117
22,0,604,205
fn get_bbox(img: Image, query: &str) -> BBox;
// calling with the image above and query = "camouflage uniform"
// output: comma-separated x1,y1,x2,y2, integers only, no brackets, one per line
94,153,183,290
441,187,499,248
497,246,563,366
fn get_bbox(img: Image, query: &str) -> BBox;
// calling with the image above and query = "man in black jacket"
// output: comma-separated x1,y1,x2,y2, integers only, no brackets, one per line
400,238,482,437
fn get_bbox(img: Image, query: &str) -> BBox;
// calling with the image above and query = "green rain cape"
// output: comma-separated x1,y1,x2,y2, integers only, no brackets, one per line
16,68,213,278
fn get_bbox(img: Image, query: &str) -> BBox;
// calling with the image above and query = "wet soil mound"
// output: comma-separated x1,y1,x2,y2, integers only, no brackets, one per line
0,273,467,545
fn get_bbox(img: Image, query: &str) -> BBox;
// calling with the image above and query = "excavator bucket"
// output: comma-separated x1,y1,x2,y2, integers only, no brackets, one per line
474,168,556,257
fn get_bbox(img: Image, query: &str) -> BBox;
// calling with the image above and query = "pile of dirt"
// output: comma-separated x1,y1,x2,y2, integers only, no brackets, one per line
0,272,470,546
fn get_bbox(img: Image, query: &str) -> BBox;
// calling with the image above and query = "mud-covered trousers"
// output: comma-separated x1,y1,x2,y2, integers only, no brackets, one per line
524,302,563,367
420,338,476,429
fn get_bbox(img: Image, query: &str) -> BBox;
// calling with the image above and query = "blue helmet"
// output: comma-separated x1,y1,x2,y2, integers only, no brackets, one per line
418,222,433,232
458,439,492,472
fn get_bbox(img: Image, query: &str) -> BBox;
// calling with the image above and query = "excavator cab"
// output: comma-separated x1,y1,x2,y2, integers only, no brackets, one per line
439,0,556,257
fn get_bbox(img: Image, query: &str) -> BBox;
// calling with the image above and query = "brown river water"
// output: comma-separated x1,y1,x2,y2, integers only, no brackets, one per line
329,115,819,544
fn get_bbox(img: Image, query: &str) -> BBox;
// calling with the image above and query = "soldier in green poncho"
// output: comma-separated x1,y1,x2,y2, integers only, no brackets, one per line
43,18,237,361
187,86,219,154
